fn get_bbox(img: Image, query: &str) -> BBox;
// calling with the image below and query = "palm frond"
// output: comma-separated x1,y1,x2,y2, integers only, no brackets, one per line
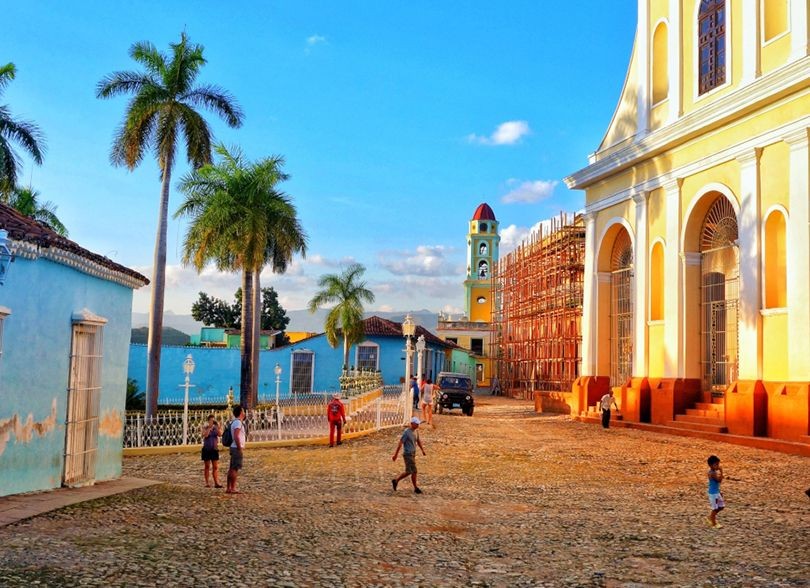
177,104,212,169
0,63,16,95
129,41,167,77
95,71,156,99
182,85,244,128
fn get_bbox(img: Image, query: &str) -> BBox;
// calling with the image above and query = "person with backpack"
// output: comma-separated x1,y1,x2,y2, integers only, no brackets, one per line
327,393,346,447
200,414,223,488
225,405,246,494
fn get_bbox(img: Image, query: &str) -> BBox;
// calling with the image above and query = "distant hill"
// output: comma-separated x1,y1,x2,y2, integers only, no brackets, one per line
131,311,203,335
131,326,191,346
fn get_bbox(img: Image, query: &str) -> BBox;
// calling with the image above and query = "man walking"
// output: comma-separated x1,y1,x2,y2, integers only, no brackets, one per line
392,417,427,494
599,390,619,429
327,393,347,447
410,376,420,410
226,405,245,494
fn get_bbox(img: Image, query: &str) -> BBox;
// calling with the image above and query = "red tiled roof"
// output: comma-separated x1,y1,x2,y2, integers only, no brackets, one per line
472,202,496,221
361,316,458,348
0,202,149,285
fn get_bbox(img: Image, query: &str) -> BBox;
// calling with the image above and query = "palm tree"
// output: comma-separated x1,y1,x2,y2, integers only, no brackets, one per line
3,186,68,236
0,63,45,193
176,144,307,408
97,33,244,417
308,263,375,370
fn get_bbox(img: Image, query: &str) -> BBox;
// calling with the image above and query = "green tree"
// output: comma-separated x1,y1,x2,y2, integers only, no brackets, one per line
176,144,306,407
0,63,45,193
125,378,146,411
308,263,375,370
3,186,68,236
191,287,290,336
97,33,243,417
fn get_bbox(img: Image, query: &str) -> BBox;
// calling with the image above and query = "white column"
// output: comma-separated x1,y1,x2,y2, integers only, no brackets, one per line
597,272,613,377
741,0,761,84
680,252,701,379
663,179,683,378
668,0,682,121
790,0,809,62
737,148,763,380
785,128,810,380
633,191,649,376
637,0,650,135
582,211,598,376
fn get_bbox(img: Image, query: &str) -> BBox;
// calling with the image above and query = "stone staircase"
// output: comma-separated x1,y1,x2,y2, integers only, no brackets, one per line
667,394,727,433
582,404,623,422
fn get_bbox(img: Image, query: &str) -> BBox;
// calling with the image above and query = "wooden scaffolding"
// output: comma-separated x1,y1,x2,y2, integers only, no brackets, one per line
491,213,585,398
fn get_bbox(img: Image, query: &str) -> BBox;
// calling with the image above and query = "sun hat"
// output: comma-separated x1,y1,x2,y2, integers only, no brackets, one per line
410,417,421,425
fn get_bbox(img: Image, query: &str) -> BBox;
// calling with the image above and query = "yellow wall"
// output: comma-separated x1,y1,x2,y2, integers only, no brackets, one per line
760,141,790,213
648,187,667,241
469,286,493,322
762,311,789,380
286,331,318,343
648,321,665,377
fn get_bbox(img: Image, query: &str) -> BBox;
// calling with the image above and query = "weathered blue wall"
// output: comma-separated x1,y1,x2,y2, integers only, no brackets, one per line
0,255,135,497
128,333,448,404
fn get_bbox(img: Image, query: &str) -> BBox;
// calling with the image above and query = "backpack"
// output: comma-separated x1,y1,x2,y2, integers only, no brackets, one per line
220,421,233,447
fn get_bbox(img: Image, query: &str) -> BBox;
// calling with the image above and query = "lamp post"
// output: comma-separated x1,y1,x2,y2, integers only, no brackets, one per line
181,354,195,446
0,229,14,285
415,334,426,384
274,363,282,441
402,314,416,417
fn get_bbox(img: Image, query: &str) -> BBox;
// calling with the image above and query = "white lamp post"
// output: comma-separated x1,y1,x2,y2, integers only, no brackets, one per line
274,362,282,441
181,354,196,446
402,314,416,418
415,334,426,384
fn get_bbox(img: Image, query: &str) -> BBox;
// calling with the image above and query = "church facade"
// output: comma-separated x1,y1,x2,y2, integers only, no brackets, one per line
437,203,500,387
565,0,809,442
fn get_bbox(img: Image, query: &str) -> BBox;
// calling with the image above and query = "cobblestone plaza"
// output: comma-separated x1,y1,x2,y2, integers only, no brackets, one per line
1,395,807,587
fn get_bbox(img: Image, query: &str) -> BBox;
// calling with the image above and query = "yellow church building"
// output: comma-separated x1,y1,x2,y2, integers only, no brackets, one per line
437,203,500,387
565,0,809,443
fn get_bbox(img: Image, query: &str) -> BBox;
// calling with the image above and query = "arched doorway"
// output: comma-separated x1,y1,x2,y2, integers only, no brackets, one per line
610,229,634,386
699,196,739,394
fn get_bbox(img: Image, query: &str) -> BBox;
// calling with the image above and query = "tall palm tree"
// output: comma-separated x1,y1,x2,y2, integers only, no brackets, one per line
176,144,307,408
0,63,45,193
3,186,68,236
97,33,243,417
308,263,375,370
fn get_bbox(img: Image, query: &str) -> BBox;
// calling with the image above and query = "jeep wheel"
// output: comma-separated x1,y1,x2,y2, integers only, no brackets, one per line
465,406,474,417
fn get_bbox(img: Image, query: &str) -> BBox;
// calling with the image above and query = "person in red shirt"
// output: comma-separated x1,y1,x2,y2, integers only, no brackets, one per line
327,393,347,447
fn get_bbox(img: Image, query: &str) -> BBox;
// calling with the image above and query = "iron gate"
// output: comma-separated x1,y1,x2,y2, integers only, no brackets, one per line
610,230,634,386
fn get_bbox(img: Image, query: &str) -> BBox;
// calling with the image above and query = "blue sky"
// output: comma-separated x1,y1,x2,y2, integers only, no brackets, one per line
2,1,636,316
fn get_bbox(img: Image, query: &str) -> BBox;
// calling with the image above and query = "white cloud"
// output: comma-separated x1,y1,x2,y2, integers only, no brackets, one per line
306,254,357,268
501,179,558,204
306,35,327,46
377,304,394,312
467,120,530,146
378,245,462,277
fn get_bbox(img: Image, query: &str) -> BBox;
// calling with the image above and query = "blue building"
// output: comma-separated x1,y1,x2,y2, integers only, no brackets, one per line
129,316,458,404
0,204,148,497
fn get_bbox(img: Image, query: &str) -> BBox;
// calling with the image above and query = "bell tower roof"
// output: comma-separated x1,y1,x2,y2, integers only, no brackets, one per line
472,203,496,221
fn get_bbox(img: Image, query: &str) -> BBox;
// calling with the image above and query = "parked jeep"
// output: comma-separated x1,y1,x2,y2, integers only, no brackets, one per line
433,372,474,416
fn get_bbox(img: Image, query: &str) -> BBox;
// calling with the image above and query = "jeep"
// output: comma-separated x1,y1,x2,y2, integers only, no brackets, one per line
433,372,474,416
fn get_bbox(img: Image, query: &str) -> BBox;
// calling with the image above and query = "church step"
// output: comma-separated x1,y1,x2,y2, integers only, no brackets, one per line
674,414,726,425
694,402,724,411
685,408,724,418
666,420,728,433
583,409,623,420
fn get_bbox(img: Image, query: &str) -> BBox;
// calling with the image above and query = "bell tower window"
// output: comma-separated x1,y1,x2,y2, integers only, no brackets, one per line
698,0,726,95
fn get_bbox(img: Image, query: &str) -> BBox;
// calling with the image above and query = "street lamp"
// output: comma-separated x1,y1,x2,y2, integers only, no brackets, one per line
0,229,14,285
181,354,196,445
415,334,426,384
274,362,282,441
402,314,416,417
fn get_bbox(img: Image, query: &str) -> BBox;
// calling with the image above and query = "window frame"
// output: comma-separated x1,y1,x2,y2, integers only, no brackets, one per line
694,0,732,100
289,349,315,394
761,0,791,46
355,341,380,371
651,19,671,107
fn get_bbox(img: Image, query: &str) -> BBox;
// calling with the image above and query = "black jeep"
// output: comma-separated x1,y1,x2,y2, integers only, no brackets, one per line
433,372,474,416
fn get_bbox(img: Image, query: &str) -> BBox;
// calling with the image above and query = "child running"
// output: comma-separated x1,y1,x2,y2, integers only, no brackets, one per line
706,455,725,528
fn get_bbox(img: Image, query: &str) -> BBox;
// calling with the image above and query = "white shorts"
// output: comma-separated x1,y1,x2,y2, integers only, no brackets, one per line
708,492,725,510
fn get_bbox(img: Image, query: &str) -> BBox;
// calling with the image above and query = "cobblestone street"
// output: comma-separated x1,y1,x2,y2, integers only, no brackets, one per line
1,394,808,587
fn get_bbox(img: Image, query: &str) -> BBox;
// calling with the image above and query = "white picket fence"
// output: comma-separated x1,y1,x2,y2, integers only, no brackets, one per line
124,385,409,448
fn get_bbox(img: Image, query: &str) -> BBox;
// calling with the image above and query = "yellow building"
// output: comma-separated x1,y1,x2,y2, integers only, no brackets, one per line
437,203,500,386
565,0,809,441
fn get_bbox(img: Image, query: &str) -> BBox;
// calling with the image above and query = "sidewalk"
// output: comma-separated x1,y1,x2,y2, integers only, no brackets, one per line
0,477,159,527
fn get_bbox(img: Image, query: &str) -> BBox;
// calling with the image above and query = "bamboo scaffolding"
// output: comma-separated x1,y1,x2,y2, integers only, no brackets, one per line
491,213,585,399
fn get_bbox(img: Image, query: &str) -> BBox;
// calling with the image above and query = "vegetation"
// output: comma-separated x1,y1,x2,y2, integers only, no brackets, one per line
130,326,190,346
176,144,306,407
2,186,68,235
125,378,146,411
97,33,244,417
0,62,45,194
191,287,291,343
308,263,375,369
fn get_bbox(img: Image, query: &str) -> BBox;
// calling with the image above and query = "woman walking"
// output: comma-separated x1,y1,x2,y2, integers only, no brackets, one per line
201,414,223,488
420,378,434,426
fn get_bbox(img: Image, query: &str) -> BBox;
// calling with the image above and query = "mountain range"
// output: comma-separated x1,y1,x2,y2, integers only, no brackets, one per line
131,308,439,336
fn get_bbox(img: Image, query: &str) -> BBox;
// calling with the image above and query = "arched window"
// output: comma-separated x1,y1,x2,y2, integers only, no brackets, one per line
652,22,669,104
479,242,488,255
763,0,788,42
479,222,488,233
478,260,489,279
698,0,727,95
610,230,634,386
764,209,787,308
650,241,665,320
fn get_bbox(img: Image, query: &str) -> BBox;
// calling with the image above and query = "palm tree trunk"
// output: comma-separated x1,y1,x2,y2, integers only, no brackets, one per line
343,336,350,371
251,271,261,406
240,269,254,408
145,166,172,418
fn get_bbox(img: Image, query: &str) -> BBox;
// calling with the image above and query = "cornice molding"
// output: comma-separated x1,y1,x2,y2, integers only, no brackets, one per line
566,56,810,190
